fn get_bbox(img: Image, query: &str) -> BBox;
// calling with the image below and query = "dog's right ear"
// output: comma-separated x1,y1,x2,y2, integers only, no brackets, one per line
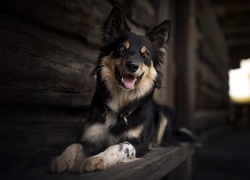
102,6,130,42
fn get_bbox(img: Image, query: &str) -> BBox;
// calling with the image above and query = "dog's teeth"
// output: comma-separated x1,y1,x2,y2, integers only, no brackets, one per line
121,78,124,82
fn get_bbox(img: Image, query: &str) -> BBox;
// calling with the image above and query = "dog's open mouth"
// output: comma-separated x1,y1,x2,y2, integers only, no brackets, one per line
115,68,144,89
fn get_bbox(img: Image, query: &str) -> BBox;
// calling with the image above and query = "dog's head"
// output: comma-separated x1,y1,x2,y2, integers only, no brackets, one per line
94,6,170,95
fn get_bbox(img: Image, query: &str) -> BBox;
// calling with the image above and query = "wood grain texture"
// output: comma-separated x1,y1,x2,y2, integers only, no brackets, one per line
194,110,228,133
3,143,194,180
0,13,96,107
1,0,111,47
0,108,87,171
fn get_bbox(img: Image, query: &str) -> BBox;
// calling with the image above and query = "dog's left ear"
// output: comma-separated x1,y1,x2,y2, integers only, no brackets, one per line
103,6,130,42
146,20,171,50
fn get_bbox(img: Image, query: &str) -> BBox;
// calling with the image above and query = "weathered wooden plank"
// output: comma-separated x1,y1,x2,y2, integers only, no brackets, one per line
194,0,230,135
3,144,194,180
196,0,229,68
196,39,228,81
194,110,228,134
0,106,87,171
0,0,150,46
0,0,112,47
196,85,228,110
125,0,155,29
196,59,226,92
108,0,155,29
0,13,97,107
195,58,229,110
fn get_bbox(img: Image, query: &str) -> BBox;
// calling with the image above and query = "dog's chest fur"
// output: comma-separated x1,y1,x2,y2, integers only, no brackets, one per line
83,96,143,147
107,90,132,113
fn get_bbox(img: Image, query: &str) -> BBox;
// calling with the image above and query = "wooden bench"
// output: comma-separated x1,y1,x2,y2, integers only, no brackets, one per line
3,143,194,180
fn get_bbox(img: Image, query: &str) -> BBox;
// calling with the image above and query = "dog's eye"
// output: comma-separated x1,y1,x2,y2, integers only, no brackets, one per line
118,46,126,53
142,52,149,58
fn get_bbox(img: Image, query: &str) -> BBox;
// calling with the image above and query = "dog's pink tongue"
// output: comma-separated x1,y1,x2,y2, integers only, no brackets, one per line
122,75,137,89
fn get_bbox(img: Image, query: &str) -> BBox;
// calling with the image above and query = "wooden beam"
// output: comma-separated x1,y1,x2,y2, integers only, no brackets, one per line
230,45,250,67
0,0,151,46
227,36,250,46
223,26,250,35
3,143,194,180
196,60,226,92
196,0,229,67
153,0,176,107
196,40,228,82
213,3,250,12
0,14,97,107
174,0,196,129
0,0,112,47
194,110,228,134
196,85,228,110
221,13,250,28
212,0,250,4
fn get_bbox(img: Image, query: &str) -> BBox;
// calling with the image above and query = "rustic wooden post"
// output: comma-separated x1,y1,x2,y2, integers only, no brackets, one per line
152,0,176,107
174,0,196,130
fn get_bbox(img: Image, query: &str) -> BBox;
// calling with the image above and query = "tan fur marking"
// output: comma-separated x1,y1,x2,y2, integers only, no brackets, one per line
149,112,168,149
140,46,147,54
83,124,107,142
124,125,143,139
135,61,157,95
156,112,168,145
124,41,130,50
82,123,119,145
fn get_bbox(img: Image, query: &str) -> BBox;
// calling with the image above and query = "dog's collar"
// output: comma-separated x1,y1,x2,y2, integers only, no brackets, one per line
103,105,135,125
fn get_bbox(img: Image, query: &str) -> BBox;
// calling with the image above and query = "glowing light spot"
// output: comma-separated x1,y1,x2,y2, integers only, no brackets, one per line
229,58,250,103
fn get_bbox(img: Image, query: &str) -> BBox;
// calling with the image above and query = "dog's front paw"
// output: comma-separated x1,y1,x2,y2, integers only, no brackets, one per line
50,155,74,174
83,155,107,172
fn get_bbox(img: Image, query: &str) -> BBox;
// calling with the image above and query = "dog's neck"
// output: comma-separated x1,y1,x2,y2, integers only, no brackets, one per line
103,104,135,125
106,88,134,112
91,78,155,122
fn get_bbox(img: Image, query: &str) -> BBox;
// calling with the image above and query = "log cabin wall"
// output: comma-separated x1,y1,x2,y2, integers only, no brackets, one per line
0,0,175,173
0,0,230,175
194,0,230,136
174,0,230,136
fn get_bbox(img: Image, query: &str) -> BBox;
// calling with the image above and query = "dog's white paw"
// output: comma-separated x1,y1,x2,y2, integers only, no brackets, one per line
83,155,108,172
50,155,74,174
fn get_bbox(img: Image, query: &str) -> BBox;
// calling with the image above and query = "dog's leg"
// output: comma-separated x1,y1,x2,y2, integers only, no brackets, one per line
82,141,136,172
50,143,84,174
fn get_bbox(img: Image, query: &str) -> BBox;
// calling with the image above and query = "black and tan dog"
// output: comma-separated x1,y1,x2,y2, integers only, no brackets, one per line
50,6,171,173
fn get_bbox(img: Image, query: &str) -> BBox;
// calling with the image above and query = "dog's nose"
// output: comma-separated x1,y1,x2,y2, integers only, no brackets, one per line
125,60,140,73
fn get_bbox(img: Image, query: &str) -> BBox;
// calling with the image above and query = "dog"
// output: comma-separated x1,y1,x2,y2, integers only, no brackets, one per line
50,6,172,173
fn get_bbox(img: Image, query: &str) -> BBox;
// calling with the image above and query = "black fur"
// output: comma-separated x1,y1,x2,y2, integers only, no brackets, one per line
50,6,200,174
77,6,171,157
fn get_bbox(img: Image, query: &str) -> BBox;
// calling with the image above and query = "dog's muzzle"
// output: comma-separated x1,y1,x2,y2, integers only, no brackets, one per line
115,67,144,90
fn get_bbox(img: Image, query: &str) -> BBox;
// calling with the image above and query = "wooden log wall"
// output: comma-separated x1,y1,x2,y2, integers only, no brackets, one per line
174,0,230,135
194,0,230,135
0,0,169,173
0,0,231,175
